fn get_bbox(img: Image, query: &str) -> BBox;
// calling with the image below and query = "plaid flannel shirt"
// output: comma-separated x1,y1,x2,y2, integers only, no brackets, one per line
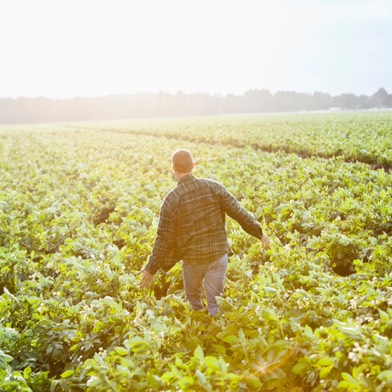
144,174,263,275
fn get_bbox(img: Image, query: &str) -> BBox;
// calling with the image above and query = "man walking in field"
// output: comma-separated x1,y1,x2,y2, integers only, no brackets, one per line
140,149,270,316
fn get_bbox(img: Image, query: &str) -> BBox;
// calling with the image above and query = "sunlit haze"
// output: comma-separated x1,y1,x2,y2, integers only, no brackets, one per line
1,0,391,98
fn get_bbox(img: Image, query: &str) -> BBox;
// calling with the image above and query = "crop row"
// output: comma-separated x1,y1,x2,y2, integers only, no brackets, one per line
71,111,392,168
0,122,391,391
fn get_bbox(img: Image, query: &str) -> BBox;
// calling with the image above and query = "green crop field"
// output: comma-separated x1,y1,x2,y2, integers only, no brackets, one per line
0,111,391,391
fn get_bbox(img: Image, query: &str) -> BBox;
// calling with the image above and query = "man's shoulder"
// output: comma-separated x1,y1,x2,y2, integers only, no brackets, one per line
198,178,228,196
196,176,224,188
164,176,225,202
163,180,190,203
164,186,180,203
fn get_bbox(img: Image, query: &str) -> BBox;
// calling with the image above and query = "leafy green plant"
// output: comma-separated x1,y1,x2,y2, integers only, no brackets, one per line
0,113,391,391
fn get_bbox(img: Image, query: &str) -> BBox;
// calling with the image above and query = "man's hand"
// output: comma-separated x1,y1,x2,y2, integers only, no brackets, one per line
139,269,154,289
261,233,271,250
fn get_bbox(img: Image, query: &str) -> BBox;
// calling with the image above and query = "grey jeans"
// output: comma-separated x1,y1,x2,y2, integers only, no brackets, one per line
182,254,228,316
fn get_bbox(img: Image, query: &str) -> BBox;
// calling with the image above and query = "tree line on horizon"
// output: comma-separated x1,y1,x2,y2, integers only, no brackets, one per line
0,88,391,124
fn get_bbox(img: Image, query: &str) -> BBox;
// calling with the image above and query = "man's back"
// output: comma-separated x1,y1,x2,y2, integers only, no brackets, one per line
164,174,230,265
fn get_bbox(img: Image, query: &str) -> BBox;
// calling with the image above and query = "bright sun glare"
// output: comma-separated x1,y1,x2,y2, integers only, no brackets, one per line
0,0,391,97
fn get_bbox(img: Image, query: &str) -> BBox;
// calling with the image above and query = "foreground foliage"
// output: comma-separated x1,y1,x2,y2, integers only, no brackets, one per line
0,113,391,391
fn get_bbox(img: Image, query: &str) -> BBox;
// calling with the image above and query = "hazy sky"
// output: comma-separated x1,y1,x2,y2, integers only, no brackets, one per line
1,0,391,98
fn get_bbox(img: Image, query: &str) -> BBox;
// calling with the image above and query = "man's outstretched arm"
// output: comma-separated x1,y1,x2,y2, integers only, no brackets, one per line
218,184,270,248
139,199,176,287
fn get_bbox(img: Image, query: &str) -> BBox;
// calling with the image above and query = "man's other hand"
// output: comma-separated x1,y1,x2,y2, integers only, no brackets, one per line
261,233,271,250
139,269,154,289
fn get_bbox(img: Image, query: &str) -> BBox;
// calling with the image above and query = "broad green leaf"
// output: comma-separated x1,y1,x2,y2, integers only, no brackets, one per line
61,370,74,378
194,346,204,362
222,335,239,345
178,376,194,389
195,370,207,386
378,309,389,321
317,357,334,367
243,373,262,388
23,366,32,379
377,370,392,382
292,359,310,375
114,346,128,356
116,365,132,377
87,376,102,388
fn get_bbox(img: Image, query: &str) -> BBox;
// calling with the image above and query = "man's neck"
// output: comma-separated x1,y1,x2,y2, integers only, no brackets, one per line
175,171,192,181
